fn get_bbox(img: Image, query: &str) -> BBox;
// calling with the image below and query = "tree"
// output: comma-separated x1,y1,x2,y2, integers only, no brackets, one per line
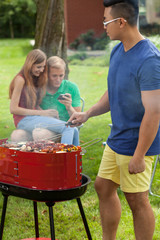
0,0,36,38
34,0,67,64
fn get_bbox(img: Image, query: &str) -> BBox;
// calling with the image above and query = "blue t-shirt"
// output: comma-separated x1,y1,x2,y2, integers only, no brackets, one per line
107,39,160,156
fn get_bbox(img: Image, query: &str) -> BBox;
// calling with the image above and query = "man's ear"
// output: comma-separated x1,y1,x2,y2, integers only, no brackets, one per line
119,18,127,28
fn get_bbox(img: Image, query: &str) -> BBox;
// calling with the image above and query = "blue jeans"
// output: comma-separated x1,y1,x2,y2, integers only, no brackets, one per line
17,116,79,146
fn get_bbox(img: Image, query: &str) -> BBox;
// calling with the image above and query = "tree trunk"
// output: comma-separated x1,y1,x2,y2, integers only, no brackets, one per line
9,17,14,39
34,0,68,71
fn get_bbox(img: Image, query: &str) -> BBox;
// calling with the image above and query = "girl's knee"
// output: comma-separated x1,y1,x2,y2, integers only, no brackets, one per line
11,129,33,142
33,128,59,141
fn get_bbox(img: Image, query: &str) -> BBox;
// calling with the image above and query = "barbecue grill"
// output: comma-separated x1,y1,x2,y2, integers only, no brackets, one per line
0,138,101,239
0,174,91,240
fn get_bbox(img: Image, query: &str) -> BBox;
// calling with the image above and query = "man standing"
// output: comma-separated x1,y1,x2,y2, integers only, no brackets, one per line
69,0,160,239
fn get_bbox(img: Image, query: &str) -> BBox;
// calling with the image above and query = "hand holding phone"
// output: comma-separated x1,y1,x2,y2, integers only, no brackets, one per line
58,93,72,111
58,94,69,100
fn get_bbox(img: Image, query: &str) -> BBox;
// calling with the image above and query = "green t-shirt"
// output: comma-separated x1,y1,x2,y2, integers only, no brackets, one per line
40,80,81,122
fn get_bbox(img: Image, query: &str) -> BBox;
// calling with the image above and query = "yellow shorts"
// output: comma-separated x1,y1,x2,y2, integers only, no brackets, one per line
98,145,154,193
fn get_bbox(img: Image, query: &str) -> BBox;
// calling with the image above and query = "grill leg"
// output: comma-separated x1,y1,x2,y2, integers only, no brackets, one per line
0,194,8,240
46,202,55,240
76,198,92,240
33,201,39,238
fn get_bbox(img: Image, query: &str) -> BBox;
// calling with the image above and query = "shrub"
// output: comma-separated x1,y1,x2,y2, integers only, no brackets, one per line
68,52,88,62
148,35,160,50
69,38,81,50
69,30,109,51
80,30,96,48
77,43,87,51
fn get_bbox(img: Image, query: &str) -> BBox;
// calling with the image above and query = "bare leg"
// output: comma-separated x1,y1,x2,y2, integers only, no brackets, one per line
124,191,155,240
32,128,61,142
11,129,33,142
94,177,121,240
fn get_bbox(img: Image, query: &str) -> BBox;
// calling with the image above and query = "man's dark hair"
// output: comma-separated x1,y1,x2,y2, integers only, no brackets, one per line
103,0,124,6
103,0,139,26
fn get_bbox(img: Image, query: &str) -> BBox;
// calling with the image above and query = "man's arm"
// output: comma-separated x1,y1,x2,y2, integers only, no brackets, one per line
68,90,110,125
86,90,110,117
129,89,160,174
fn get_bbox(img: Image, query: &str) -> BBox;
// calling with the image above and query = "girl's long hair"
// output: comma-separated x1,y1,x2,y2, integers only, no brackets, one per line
9,49,47,109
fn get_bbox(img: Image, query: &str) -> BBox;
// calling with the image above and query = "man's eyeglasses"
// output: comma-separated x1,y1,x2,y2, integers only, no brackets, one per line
103,17,127,27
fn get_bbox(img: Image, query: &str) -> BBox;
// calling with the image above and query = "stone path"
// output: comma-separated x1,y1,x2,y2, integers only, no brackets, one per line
67,49,106,57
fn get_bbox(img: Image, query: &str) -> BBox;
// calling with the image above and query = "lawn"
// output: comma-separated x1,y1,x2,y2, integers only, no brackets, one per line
0,39,160,240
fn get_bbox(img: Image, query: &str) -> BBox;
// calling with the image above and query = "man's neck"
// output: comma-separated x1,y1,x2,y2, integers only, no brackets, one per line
47,85,58,94
121,27,145,52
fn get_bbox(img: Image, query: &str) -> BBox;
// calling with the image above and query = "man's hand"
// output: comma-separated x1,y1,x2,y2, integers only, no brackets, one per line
68,112,89,127
58,93,72,110
128,156,146,174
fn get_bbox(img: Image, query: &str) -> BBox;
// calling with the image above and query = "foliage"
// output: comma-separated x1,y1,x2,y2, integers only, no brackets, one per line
92,32,110,50
68,40,120,67
140,0,146,7
0,39,160,239
0,0,36,38
80,30,96,49
148,35,160,49
69,30,110,51
68,52,88,62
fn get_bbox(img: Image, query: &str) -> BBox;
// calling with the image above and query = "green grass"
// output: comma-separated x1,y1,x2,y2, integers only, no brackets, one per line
0,39,33,139
0,39,160,240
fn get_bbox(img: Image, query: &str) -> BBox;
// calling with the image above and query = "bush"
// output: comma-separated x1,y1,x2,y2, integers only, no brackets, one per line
68,52,88,62
69,38,81,50
69,29,109,51
148,35,160,50
68,40,120,67
80,30,96,48
77,43,87,51
93,33,110,50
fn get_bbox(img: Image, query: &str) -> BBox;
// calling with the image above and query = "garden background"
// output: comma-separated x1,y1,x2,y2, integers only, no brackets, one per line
0,0,160,239
0,36,160,240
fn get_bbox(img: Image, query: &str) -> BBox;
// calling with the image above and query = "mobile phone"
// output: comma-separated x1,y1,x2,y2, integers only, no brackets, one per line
65,122,76,126
58,94,68,100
